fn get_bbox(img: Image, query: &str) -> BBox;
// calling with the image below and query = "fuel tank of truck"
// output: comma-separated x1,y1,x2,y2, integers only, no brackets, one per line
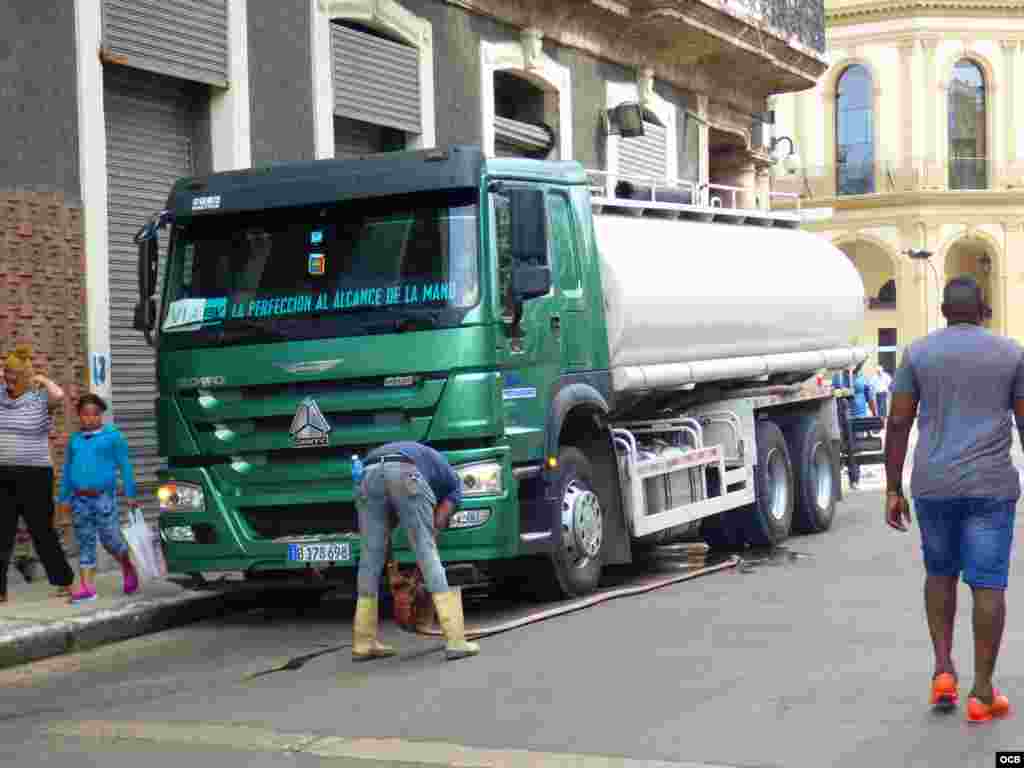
593,214,866,393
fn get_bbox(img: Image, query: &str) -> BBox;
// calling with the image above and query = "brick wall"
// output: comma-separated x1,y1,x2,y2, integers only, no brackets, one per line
0,190,89,538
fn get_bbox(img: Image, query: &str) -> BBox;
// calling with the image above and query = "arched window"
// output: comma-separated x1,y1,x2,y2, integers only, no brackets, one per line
948,60,987,190
835,64,874,195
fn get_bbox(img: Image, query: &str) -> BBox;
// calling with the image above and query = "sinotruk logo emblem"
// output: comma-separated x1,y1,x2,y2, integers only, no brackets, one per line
290,398,330,448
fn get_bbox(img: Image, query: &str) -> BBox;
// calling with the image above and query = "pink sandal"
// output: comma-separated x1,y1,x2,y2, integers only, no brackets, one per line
69,584,97,604
121,555,139,595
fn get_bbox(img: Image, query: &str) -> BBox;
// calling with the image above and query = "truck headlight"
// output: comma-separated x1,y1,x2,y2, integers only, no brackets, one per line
448,508,492,529
157,481,205,512
162,526,197,543
455,461,503,497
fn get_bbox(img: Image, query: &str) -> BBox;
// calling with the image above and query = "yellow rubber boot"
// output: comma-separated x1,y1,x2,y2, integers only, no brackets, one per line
432,589,480,660
351,596,396,661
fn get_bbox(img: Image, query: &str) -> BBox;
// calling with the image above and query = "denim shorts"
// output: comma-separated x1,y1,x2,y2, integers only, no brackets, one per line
914,497,1017,590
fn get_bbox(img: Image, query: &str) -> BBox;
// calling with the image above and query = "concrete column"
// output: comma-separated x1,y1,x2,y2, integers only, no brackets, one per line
697,94,710,192
1001,41,1019,178
1003,221,1024,337
74,0,113,407
898,40,915,185
311,0,334,160
756,168,771,211
210,0,252,171
921,37,940,187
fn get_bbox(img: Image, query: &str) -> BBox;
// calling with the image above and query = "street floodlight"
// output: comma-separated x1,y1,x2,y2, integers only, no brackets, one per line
603,102,665,139
769,136,801,175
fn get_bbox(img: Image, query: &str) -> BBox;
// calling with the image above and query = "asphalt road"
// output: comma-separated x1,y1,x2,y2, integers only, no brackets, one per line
2,489,1022,768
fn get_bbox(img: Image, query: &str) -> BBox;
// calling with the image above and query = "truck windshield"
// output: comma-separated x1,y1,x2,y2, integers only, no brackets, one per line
159,189,480,348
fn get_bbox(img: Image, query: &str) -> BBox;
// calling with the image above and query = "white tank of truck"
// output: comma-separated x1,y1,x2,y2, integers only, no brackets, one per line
593,214,866,393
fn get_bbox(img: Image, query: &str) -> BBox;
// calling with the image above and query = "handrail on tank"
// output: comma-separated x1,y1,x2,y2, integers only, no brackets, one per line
584,168,801,226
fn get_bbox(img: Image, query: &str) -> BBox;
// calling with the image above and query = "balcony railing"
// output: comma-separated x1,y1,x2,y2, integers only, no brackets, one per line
771,160,1024,204
725,0,826,53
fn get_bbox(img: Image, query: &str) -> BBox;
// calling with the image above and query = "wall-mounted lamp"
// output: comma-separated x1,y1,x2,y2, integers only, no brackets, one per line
602,102,664,139
769,136,801,175
905,249,933,260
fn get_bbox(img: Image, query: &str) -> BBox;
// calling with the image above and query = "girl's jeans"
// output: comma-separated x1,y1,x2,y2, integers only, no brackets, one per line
71,493,128,569
355,462,450,598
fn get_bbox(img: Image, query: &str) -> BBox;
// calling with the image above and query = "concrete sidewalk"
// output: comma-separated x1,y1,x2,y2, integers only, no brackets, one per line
0,571,237,670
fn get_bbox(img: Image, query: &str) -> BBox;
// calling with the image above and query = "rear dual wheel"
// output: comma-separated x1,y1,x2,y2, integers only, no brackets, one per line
738,420,794,548
788,418,838,534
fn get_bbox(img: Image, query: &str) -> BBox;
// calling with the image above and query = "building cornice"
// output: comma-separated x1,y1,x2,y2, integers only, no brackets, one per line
828,1,1024,25
779,191,1024,224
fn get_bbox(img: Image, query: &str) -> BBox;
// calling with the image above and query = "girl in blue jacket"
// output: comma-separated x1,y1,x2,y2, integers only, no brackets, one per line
58,394,140,604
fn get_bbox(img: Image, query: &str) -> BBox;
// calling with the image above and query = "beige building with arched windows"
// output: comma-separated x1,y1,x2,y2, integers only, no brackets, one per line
770,0,1024,373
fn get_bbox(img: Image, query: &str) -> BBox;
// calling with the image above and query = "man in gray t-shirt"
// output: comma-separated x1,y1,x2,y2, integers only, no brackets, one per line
885,276,1023,722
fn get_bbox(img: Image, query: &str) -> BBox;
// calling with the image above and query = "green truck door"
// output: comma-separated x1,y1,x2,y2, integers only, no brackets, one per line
546,191,589,371
495,184,560,462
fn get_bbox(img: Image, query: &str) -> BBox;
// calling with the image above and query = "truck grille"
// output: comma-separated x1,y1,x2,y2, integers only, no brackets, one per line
240,502,359,539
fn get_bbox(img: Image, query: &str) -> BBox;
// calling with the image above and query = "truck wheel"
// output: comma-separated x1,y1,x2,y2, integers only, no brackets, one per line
543,446,605,598
789,419,837,534
739,420,794,548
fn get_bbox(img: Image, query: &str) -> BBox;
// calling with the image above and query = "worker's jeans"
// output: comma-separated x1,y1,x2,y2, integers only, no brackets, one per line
355,462,449,598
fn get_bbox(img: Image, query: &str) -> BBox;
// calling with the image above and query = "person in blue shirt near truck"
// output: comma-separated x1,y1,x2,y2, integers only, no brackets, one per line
58,394,140,604
832,361,878,489
351,441,479,662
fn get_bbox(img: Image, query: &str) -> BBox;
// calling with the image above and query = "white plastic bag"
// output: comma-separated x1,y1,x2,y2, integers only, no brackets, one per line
122,507,161,580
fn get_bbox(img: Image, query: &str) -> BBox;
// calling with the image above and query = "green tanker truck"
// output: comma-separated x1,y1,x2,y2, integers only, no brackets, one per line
134,145,866,599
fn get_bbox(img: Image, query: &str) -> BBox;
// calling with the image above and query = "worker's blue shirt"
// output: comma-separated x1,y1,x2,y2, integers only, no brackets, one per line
365,441,462,508
832,372,874,417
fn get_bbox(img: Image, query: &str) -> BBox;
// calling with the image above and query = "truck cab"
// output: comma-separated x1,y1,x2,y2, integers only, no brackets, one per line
140,147,611,595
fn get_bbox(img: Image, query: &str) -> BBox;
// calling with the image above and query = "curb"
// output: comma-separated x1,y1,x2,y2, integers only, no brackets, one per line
0,590,243,671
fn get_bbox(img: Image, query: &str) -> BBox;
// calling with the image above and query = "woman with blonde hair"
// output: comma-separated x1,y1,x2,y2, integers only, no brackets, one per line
0,345,74,602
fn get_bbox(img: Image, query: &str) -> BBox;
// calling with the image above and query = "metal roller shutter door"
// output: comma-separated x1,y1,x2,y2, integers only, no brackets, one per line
618,122,668,183
105,66,196,504
334,117,390,159
494,116,551,158
331,23,420,134
102,0,228,87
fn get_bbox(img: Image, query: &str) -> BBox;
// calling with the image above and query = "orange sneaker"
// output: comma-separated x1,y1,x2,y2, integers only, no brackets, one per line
991,689,1011,719
930,673,959,708
967,690,1011,723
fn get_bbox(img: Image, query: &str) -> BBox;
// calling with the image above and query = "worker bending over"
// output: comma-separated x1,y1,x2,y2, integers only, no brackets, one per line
352,441,479,662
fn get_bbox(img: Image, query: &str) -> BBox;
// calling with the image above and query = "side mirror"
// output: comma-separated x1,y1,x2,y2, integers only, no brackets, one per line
512,264,551,303
493,185,549,325
133,221,161,343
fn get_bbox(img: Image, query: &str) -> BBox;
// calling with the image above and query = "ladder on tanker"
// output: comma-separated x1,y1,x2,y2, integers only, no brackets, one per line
585,169,802,229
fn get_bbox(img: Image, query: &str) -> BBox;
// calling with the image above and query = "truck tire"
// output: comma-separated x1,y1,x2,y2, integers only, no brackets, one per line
541,446,606,598
788,418,837,534
738,420,794,548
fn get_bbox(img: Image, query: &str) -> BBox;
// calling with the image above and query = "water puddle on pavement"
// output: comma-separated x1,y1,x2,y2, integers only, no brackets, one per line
737,545,814,573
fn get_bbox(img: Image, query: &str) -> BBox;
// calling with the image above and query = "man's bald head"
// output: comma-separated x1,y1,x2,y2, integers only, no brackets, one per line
941,276,985,324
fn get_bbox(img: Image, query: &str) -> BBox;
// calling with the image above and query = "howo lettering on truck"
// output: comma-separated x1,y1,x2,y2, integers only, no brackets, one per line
132,146,867,599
